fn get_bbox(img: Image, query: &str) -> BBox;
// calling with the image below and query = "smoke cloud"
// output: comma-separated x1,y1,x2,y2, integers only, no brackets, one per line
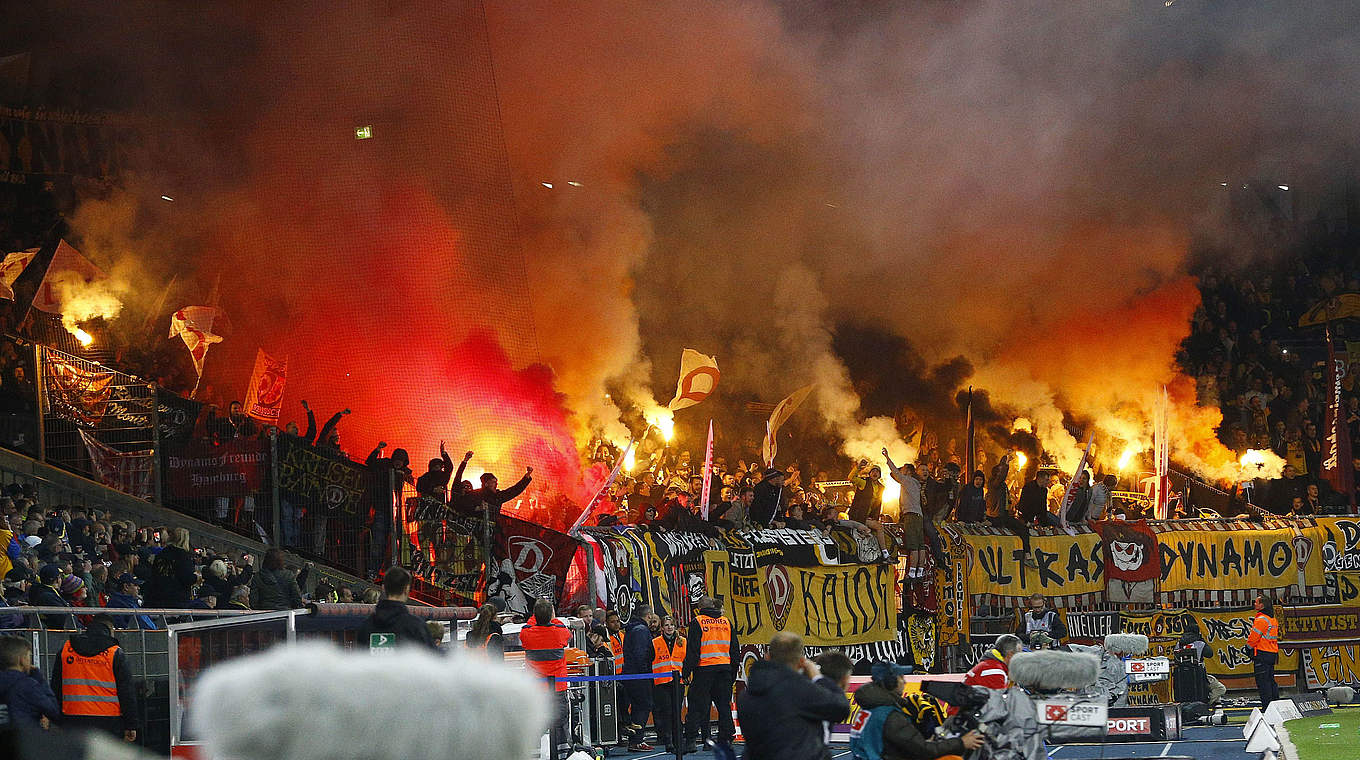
15,0,1356,512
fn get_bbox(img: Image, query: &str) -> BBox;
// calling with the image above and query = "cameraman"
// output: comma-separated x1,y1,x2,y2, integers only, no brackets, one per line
850,661,983,760
965,634,1021,690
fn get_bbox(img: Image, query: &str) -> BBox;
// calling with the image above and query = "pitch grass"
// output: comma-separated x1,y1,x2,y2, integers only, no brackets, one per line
1284,708,1360,760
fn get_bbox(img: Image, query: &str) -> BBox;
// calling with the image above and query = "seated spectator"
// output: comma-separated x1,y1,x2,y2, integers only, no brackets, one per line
104,573,155,630
223,586,252,611
27,564,73,629
189,587,218,610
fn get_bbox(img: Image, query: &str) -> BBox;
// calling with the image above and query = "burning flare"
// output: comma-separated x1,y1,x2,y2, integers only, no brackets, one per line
1117,444,1140,471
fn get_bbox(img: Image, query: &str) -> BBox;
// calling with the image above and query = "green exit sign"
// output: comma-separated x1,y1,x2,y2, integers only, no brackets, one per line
355,125,373,140
369,632,396,654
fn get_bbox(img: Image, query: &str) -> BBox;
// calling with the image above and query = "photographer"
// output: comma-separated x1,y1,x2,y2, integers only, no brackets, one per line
850,661,983,760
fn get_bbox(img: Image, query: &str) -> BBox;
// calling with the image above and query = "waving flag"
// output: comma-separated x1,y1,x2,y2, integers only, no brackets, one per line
0,248,37,300
667,349,720,411
169,306,227,395
762,383,816,466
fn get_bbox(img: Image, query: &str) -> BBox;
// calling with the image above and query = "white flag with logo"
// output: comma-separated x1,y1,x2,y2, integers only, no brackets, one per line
667,349,720,411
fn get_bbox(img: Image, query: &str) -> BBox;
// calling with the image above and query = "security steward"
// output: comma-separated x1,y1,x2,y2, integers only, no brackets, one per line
683,596,739,753
520,598,572,760
651,614,687,752
1247,594,1280,707
50,616,138,741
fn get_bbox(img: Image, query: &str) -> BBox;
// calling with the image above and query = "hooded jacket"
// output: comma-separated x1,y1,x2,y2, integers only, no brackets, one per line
248,568,304,611
50,628,137,730
852,681,965,760
736,660,849,760
0,668,61,727
356,599,436,650
957,475,988,522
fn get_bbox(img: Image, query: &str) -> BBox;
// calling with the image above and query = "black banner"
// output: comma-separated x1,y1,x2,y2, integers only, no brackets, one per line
276,436,370,515
155,388,203,442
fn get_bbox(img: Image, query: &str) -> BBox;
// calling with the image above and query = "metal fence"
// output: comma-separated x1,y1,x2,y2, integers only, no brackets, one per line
1,606,270,754
38,344,157,498
399,480,491,606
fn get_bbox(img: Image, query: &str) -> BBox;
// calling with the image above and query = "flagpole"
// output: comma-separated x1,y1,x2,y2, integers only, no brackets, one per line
570,434,635,535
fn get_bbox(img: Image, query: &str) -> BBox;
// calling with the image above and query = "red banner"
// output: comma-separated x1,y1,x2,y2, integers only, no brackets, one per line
163,438,268,498
243,348,288,423
79,430,154,500
1096,520,1161,583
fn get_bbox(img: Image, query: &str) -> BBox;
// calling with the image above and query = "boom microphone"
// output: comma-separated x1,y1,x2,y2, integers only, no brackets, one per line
1008,650,1100,691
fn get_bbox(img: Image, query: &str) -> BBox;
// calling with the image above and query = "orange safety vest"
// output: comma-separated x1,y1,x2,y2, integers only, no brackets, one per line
1248,612,1279,654
609,631,625,673
58,641,121,717
652,634,687,685
520,618,572,692
696,613,732,667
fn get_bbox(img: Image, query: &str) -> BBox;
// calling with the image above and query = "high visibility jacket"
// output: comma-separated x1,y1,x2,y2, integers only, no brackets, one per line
58,641,121,717
520,618,572,692
609,631,625,673
652,634,687,685
697,614,733,667
1248,612,1279,654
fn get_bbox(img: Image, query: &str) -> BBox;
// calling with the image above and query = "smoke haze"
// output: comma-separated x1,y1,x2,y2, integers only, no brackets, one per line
9,0,1359,508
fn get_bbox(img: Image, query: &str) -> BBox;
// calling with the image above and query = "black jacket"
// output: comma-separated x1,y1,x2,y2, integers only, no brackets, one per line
26,583,74,630
1017,481,1049,523
957,482,988,522
356,599,436,650
751,479,784,527
852,681,964,760
143,545,197,609
622,615,655,674
248,568,304,611
50,629,137,730
736,660,849,760
456,474,532,514
683,608,739,675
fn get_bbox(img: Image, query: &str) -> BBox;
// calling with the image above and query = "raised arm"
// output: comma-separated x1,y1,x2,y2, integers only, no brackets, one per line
881,448,903,478
302,400,317,443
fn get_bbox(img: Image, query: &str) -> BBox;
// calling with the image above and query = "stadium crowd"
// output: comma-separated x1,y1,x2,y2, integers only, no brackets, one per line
0,490,378,632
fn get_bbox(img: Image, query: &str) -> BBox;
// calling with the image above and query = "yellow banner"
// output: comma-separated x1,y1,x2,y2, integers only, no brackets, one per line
1119,608,1299,679
704,550,896,645
935,530,970,645
957,523,1325,598
1157,526,1324,592
961,529,1103,597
